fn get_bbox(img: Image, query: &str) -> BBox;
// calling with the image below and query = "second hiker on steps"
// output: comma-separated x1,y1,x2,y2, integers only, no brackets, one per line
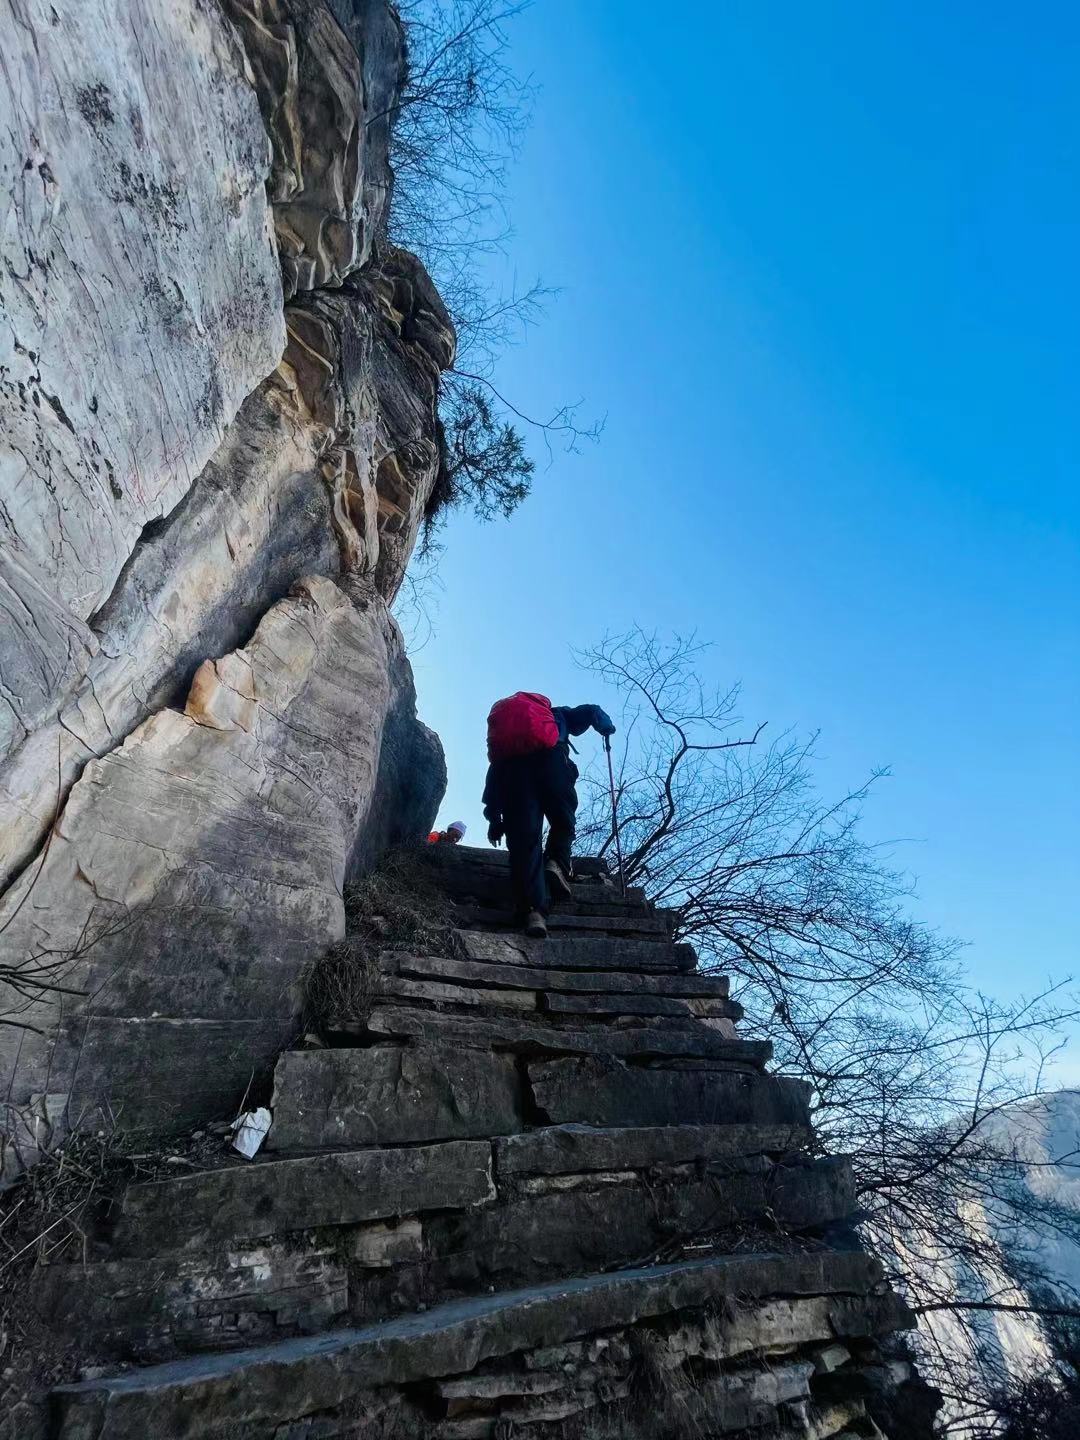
482,692,615,939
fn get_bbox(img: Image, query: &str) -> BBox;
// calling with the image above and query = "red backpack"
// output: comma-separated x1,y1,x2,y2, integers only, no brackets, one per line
487,692,560,760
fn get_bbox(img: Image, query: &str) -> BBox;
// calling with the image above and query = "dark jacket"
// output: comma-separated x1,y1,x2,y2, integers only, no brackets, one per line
483,703,614,824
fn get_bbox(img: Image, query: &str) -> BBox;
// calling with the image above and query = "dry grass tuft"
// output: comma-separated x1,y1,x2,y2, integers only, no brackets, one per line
303,845,453,1030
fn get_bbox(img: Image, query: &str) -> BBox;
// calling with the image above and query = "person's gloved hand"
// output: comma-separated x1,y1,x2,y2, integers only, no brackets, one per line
599,720,617,737
488,821,504,847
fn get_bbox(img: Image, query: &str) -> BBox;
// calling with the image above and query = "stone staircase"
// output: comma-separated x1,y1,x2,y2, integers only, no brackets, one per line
40,846,921,1438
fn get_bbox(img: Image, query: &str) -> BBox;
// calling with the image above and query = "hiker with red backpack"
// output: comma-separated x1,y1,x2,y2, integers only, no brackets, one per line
482,693,616,939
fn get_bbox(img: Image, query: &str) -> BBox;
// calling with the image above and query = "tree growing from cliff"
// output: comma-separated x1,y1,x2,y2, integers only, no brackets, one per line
390,0,599,536
574,626,1080,1433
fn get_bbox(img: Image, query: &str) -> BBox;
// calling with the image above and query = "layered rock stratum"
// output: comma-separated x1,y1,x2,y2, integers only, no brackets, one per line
1,0,449,1169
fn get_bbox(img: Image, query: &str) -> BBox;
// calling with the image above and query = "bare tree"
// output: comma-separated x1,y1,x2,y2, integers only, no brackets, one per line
389,1,600,537
575,627,1080,1434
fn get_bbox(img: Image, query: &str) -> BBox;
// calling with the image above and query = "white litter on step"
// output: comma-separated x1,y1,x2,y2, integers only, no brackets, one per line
231,1107,272,1159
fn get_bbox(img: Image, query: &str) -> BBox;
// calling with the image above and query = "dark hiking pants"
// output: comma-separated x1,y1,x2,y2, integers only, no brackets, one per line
499,746,578,916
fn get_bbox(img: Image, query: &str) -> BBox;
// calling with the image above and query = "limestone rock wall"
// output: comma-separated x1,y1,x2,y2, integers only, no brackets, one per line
0,0,453,1170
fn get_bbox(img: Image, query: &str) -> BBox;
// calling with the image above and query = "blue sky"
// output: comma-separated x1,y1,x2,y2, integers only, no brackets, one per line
405,2,1079,1071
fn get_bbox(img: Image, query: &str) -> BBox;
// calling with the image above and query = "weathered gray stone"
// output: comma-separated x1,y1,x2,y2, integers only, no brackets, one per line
432,847,610,882
269,1044,521,1151
33,1245,347,1358
494,1123,814,1177
0,0,283,774
388,951,729,999
421,1158,856,1289
365,1007,771,1065
53,1252,884,1437
667,1363,815,1433
541,992,734,1020
68,1018,299,1136
425,858,648,914
377,977,539,1011
347,1219,423,1270
0,379,337,894
528,1056,811,1128
0,0,453,1163
113,1141,493,1254
0,580,441,1140
454,931,698,974
452,906,672,938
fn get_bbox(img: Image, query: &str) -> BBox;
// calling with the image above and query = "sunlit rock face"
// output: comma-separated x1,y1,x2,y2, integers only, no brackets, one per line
0,0,285,768
0,0,451,1168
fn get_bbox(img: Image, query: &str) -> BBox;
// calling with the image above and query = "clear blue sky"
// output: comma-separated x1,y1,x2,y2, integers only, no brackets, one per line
405,2,1079,1071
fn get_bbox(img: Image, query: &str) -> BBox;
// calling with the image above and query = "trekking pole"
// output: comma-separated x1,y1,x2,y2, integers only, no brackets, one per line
604,734,627,898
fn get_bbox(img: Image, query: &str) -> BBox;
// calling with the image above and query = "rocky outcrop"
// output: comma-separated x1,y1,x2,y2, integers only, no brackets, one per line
36,847,935,1439
222,0,405,298
0,0,452,1173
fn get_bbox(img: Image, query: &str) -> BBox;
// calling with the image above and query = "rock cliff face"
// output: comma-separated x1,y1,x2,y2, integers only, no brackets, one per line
0,0,451,1170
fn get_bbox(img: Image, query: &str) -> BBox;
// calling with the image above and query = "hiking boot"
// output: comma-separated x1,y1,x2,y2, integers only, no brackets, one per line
544,859,573,901
524,910,548,940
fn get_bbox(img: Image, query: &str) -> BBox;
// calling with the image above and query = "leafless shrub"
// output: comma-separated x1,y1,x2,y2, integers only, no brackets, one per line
389,2,600,539
574,626,1080,1431
1,1129,122,1280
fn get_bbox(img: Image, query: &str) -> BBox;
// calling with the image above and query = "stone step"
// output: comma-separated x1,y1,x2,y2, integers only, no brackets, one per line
361,1006,771,1066
454,930,697,974
429,863,650,915
451,904,672,939
110,1139,495,1256
52,1250,887,1438
372,968,739,1024
377,975,541,1011
434,847,610,880
389,950,729,999
268,1044,523,1153
78,1120,836,1362
33,1246,349,1359
427,1292,910,1440
540,991,734,1021
493,1122,814,1177
528,1055,812,1129
418,1156,857,1292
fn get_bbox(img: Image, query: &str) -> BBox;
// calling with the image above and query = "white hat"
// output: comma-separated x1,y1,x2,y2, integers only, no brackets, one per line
448,821,467,837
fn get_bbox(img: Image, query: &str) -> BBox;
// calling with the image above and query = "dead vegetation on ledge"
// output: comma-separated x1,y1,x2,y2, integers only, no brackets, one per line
302,844,454,1031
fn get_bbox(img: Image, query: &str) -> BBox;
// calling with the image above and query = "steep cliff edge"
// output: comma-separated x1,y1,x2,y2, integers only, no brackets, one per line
0,0,450,1171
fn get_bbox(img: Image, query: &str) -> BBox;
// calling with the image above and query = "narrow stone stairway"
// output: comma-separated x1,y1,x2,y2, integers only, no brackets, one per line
42,847,920,1439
